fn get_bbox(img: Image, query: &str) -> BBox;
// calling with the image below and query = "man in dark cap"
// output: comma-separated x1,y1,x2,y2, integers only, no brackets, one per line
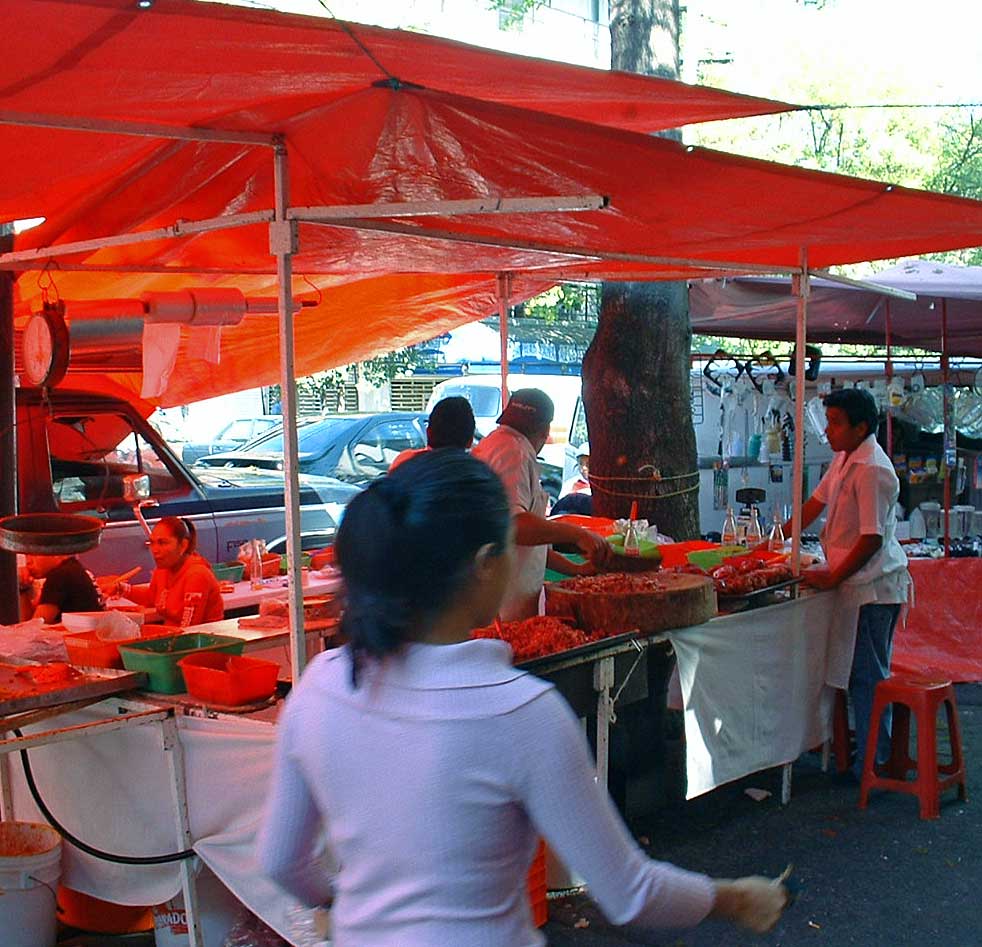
473,388,609,620
389,396,476,472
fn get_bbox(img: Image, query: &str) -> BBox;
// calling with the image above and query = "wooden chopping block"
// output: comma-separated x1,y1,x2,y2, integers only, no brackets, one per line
545,573,716,635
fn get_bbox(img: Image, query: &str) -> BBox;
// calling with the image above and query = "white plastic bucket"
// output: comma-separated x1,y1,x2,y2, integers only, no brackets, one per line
153,865,240,947
0,820,62,947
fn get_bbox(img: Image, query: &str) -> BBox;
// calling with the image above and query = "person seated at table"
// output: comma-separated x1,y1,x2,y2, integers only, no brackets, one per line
258,450,788,944
25,553,103,624
388,396,476,472
100,517,223,627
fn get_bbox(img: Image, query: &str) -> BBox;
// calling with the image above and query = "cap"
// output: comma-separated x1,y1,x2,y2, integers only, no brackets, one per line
576,442,590,458
497,388,555,433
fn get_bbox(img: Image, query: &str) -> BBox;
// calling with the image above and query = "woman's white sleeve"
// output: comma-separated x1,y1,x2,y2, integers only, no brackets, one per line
512,690,715,929
256,700,336,907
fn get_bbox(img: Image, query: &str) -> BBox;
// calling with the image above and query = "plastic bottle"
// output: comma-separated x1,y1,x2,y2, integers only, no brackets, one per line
908,507,927,541
746,506,763,547
250,539,264,591
767,509,786,553
721,507,738,546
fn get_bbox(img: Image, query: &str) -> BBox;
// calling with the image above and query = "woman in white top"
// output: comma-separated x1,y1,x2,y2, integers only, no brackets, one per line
258,450,788,946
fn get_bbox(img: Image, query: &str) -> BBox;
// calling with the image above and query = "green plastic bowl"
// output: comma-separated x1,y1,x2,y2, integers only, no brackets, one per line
211,561,245,583
606,535,662,560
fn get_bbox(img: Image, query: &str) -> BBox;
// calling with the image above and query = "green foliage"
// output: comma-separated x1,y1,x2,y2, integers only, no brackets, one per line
359,345,437,387
515,283,600,322
485,0,545,30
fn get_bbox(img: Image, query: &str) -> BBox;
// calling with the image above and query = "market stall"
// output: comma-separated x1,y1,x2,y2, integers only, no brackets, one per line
2,2,982,943
690,262,982,682
0,582,838,945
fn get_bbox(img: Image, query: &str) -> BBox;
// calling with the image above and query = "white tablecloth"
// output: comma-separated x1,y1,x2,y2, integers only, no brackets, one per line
10,704,311,943
669,591,836,798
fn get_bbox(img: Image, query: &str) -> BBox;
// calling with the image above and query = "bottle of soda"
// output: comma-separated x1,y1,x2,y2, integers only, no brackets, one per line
721,507,738,546
746,506,763,547
767,509,786,553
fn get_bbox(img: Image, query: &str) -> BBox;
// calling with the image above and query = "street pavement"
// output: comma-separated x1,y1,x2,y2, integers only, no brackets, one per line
544,684,982,947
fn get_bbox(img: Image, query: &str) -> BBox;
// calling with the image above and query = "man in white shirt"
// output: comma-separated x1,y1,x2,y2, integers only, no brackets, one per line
473,389,610,620
796,388,910,780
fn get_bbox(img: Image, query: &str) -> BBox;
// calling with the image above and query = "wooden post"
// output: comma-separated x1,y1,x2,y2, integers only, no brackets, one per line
790,250,809,575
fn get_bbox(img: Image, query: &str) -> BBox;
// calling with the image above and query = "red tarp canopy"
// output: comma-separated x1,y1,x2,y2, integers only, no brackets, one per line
689,260,982,356
2,0,982,404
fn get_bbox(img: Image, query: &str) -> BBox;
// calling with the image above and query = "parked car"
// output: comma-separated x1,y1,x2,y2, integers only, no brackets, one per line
181,415,281,465
14,388,360,576
195,412,429,485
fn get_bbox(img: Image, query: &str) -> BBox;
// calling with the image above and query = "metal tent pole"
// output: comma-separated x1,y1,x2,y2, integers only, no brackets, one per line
941,298,952,558
271,138,306,679
497,273,512,411
885,300,894,458
0,225,17,625
790,250,809,575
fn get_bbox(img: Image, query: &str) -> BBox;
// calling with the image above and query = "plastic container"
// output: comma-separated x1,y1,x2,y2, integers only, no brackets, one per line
119,633,245,694
0,820,62,947
60,611,105,632
527,839,548,928
210,561,245,583
920,501,942,540
152,865,240,947
952,505,975,539
279,552,311,574
64,623,174,669
178,652,279,706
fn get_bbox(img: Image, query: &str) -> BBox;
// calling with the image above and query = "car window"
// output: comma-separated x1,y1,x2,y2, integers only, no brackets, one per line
439,385,500,419
570,397,588,448
46,412,182,507
249,417,354,455
221,419,257,441
350,419,424,478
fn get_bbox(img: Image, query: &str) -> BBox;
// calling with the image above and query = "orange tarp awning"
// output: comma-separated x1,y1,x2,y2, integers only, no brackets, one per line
2,0,982,405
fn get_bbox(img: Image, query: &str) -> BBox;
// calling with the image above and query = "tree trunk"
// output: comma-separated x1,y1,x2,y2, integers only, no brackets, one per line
582,282,699,537
583,0,699,538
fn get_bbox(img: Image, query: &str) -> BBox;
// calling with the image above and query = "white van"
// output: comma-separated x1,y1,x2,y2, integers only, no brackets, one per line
425,373,582,470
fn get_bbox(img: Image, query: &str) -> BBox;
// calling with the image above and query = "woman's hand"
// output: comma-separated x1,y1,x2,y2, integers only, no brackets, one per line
96,576,122,598
711,873,790,933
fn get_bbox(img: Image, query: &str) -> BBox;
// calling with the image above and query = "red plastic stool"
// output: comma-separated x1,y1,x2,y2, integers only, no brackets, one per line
859,677,967,820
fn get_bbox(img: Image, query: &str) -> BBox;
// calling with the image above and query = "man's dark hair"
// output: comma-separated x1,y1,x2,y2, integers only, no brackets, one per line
426,396,475,449
823,387,880,436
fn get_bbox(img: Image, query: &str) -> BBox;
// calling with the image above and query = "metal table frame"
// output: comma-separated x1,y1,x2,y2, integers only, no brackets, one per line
0,697,207,947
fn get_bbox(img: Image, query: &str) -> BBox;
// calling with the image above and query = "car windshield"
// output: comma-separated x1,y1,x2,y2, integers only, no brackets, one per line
245,417,358,455
439,385,501,418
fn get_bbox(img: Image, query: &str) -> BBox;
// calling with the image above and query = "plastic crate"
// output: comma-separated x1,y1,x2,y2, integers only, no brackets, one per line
119,633,244,694
211,561,245,583
178,653,279,706
527,839,548,928
64,624,174,669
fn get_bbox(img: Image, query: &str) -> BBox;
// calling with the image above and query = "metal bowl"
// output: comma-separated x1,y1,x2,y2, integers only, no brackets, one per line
0,513,103,555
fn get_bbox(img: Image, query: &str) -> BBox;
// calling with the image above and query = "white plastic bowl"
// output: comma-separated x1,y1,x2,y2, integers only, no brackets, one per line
61,609,144,632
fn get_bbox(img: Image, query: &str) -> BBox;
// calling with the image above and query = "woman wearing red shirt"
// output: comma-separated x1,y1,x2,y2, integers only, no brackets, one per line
107,517,224,627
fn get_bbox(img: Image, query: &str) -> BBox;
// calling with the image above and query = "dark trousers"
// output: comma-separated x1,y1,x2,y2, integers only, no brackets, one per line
850,602,902,778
